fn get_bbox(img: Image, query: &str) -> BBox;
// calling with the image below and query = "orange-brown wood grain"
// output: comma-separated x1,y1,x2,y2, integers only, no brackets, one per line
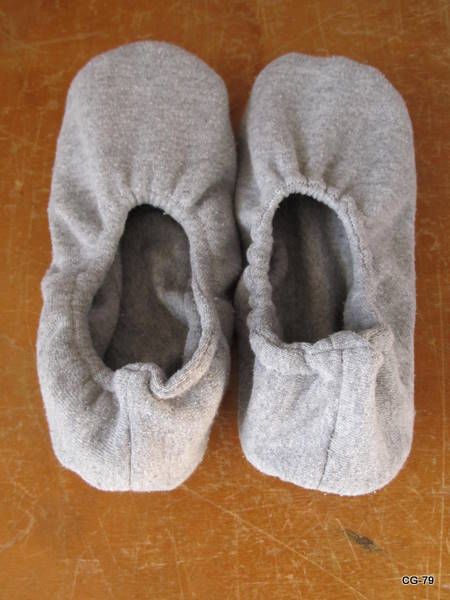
0,1,449,598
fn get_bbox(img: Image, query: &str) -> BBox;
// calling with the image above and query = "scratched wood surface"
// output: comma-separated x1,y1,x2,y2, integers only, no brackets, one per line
1,1,449,599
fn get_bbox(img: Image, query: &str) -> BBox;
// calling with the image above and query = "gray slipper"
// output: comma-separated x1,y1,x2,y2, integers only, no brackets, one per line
37,42,241,491
235,54,416,495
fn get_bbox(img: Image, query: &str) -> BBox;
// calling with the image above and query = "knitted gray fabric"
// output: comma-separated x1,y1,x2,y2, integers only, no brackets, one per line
235,54,416,496
37,42,241,492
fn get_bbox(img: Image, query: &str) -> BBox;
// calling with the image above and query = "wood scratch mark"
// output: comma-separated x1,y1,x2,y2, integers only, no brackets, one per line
234,518,241,600
0,125,45,152
323,521,343,575
2,30,106,56
313,2,329,53
436,266,447,600
182,485,369,599
335,518,360,566
83,545,115,599
69,559,80,600
167,526,186,600
32,32,107,47
290,6,345,41
371,506,407,576
0,510,35,552
97,517,118,566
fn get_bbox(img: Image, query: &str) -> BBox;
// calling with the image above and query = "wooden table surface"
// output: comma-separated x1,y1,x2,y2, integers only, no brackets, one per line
1,1,449,598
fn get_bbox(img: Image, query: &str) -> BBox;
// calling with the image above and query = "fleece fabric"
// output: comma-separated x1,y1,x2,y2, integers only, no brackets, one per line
235,53,416,496
37,41,241,492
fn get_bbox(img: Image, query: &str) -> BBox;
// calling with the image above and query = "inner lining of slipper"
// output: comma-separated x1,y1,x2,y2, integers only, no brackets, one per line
88,205,200,377
269,194,353,344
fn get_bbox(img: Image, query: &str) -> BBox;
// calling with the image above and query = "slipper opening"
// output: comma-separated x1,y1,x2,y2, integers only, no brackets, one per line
88,205,201,378
269,193,375,344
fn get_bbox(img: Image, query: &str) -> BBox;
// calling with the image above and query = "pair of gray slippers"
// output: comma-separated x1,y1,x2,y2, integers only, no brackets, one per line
37,41,416,496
